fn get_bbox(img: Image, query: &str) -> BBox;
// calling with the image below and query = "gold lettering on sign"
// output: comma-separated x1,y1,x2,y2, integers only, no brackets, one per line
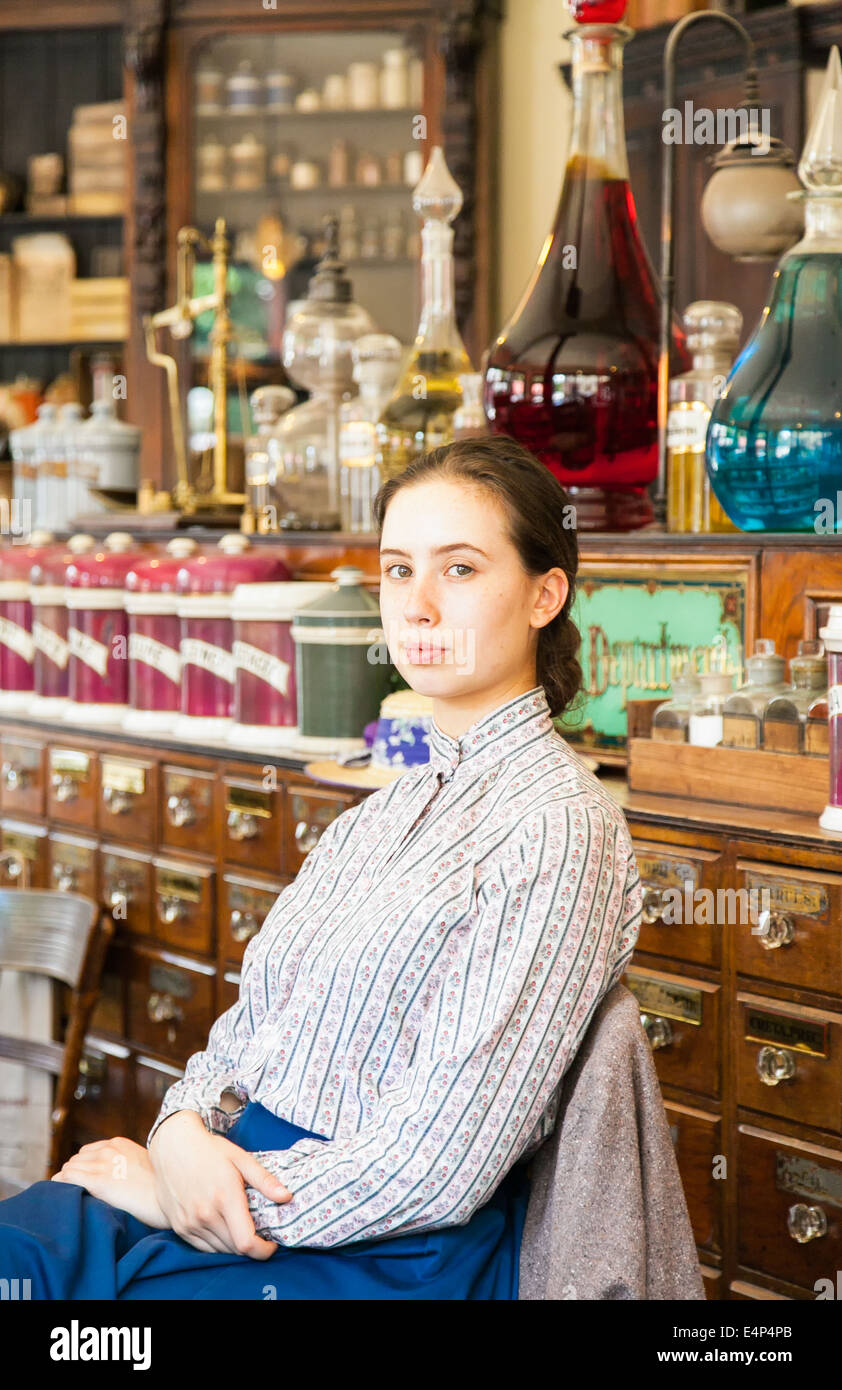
50,750,90,778
635,856,699,891
744,1008,827,1057
102,759,145,796
776,1152,842,1210
625,974,703,1026
156,870,201,904
226,786,273,818
744,876,828,918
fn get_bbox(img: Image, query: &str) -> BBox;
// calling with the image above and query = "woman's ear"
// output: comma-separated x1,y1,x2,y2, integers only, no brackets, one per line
532,569,569,630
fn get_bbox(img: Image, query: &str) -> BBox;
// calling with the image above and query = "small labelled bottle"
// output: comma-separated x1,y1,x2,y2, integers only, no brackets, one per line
721,639,790,750
376,146,473,482
452,373,488,440
651,670,701,743
666,302,742,534
688,670,735,748
764,639,828,755
339,333,403,533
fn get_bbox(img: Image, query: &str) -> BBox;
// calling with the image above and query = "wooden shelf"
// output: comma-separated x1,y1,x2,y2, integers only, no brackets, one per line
195,106,416,121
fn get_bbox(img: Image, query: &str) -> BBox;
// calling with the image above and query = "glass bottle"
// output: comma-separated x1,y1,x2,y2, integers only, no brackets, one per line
452,373,488,439
652,670,701,744
707,46,842,532
482,3,690,531
245,385,296,528
721,639,790,749
763,639,827,754
339,333,403,533
667,302,742,534
376,146,473,483
688,670,734,748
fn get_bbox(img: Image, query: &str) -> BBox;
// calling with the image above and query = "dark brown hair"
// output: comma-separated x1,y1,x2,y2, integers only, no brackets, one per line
372,436,584,723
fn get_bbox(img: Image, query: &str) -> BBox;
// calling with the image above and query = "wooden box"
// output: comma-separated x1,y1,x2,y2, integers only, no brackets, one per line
628,738,830,817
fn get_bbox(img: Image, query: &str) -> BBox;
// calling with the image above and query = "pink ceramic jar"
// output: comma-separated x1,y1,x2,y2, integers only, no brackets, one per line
29,533,95,716
0,530,56,711
229,581,332,747
124,537,202,734
175,534,291,741
65,531,151,723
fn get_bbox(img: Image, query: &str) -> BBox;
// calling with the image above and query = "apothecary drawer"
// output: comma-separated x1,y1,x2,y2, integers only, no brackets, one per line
49,829,97,898
99,843,153,937
734,859,842,997
736,991,842,1133
221,775,283,874
152,856,215,955
736,1124,842,1294
664,1100,722,1254
97,755,156,844
47,745,97,826
71,1036,132,1146
126,945,216,1065
632,839,723,968
0,736,45,817
219,871,287,965
624,965,721,1100
0,817,48,888
285,785,355,873
160,764,215,855
134,1053,185,1144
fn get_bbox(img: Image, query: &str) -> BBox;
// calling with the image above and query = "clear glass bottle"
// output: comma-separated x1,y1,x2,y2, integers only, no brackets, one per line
376,146,473,482
763,639,827,754
452,373,487,439
339,333,403,533
652,670,701,743
721,639,790,749
707,47,842,532
245,385,296,528
482,2,690,531
688,670,734,747
667,301,742,534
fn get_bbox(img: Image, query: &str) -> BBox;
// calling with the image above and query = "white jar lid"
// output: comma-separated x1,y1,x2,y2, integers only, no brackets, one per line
820,604,842,651
231,581,333,621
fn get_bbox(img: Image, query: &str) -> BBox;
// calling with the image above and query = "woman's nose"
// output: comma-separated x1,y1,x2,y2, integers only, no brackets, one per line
403,576,439,623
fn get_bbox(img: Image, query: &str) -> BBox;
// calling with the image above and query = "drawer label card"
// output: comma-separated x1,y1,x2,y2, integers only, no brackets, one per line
102,759,146,796
149,963,195,999
776,1152,842,1210
635,854,700,892
156,869,202,904
744,874,828,918
625,974,703,1026
744,1007,827,1056
50,750,90,778
226,785,273,818
2,830,40,860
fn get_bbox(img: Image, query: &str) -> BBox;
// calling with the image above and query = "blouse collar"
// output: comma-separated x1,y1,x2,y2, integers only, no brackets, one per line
428,684,554,782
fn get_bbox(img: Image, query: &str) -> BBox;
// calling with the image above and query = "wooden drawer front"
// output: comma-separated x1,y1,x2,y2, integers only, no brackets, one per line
0,817,48,888
664,1101,722,1254
737,1125,842,1294
134,1054,185,1145
729,1279,792,1301
160,765,215,855
219,968,241,1015
734,859,842,997
0,737,44,817
152,857,215,955
98,756,156,845
88,939,127,1038
736,991,842,1133
220,873,287,965
47,746,97,827
222,777,283,874
632,841,723,968
286,786,354,873
625,966,721,1100
127,946,216,1064
71,1037,132,1144
100,844,153,937
50,831,97,899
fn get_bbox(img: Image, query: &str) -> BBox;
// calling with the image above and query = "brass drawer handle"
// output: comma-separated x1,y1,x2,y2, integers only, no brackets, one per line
754,909,795,950
230,908,260,943
756,1044,796,1086
157,894,185,926
74,1052,106,1103
227,809,259,842
0,850,28,888
166,793,196,828
2,761,30,791
147,991,183,1025
102,784,134,816
107,878,132,916
787,1202,828,1244
51,772,79,803
294,818,324,853
52,863,76,892
640,1013,673,1050
641,886,665,924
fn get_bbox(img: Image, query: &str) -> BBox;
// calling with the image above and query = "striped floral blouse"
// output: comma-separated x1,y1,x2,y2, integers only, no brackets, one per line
148,684,643,1249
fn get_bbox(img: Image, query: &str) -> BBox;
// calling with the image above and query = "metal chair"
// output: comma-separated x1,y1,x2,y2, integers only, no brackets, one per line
0,888,113,1196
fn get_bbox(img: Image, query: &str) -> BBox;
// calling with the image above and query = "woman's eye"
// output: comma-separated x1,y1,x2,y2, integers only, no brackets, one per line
447,563,474,577
384,563,411,579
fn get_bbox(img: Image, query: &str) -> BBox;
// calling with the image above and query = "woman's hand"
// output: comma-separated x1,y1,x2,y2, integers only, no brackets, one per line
148,1110,293,1259
52,1137,170,1229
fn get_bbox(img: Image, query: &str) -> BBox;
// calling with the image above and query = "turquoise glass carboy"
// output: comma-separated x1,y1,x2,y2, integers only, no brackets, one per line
707,46,842,532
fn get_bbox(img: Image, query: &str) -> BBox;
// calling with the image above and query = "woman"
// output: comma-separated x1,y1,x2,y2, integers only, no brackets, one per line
0,435,642,1299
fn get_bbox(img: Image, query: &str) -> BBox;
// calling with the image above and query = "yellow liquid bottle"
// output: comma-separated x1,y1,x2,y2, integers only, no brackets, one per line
666,301,742,533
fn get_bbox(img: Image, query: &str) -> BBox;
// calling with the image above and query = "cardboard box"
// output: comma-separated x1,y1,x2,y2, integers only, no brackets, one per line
12,234,75,342
0,255,17,342
69,276,129,341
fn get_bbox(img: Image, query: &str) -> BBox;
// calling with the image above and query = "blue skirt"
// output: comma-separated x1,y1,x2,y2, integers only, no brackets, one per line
0,1102,531,1300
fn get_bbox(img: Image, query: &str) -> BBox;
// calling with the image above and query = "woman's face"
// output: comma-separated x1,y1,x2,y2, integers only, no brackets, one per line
378,477,569,712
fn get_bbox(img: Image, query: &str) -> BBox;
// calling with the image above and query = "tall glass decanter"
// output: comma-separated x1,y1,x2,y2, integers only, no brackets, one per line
482,2,689,531
376,146,473,482
707,46,842,532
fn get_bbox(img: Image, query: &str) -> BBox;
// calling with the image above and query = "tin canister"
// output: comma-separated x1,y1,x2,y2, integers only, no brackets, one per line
124,537,201,734
29,532,95,716
0,530,56,710
65,531,150,723
230,580,332,747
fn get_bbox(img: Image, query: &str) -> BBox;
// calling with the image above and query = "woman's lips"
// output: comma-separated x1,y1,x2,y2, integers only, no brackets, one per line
403,644,447,663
